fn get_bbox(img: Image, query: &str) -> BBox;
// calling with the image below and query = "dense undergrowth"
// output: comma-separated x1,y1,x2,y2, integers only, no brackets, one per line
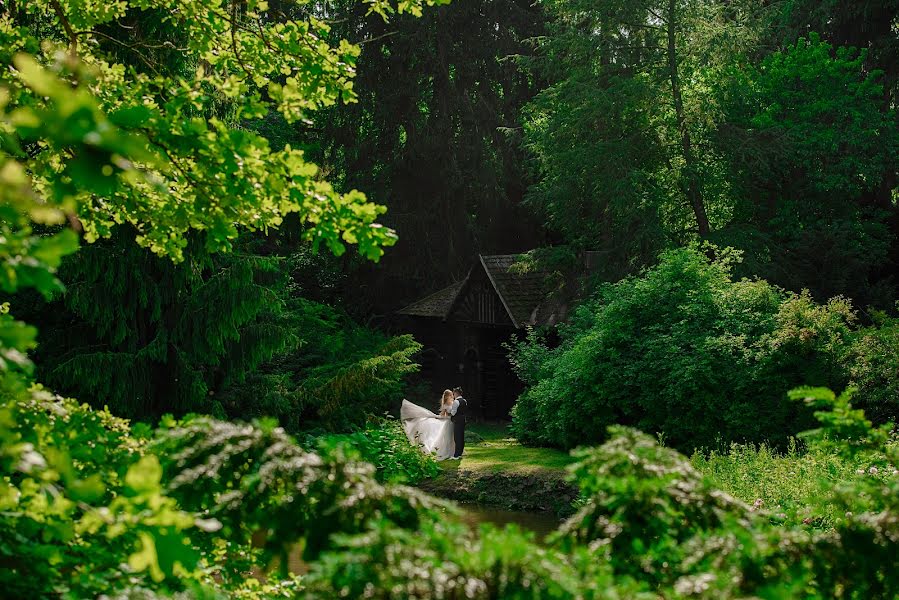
3,384,898,598
693,436,898,531
510,247,899,451
310,417,440,485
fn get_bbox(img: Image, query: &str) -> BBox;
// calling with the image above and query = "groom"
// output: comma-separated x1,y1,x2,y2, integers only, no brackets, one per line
449,386,467,459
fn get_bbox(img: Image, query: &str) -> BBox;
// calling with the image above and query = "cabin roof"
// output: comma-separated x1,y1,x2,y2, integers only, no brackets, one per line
479,254,559,328
395,279,467,319
397,254,564,328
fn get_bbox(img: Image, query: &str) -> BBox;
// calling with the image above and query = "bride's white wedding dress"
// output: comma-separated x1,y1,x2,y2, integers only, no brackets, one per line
400,399,455,461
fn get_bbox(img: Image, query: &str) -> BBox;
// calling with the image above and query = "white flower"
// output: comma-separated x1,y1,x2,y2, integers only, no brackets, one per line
674,573,716,595
15,444,46,473
868,466,879,475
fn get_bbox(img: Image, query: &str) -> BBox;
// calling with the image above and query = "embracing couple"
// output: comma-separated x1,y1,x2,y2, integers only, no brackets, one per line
400,387,467,460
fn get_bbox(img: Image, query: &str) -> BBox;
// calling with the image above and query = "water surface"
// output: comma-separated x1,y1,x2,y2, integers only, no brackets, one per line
455,504,563,542
277,505,564,575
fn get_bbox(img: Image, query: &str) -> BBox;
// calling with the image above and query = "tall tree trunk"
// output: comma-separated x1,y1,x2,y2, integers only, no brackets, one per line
666,0,710,238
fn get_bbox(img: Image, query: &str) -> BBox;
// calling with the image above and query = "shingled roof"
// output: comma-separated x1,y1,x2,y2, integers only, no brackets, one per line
395,279,466,319
479,255,561,328
397,254,566,328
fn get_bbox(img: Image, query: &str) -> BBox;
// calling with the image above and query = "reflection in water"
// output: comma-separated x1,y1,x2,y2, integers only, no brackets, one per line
454,504,563,542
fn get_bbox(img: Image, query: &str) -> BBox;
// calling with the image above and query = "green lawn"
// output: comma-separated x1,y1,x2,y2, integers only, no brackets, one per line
440,422,575,476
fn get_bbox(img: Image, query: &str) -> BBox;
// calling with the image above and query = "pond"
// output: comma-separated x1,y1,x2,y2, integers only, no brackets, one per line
276,505,565,575
454,504,564,542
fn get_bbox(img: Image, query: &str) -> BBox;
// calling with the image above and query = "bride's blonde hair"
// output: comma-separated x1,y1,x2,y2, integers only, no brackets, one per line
441,389,454,407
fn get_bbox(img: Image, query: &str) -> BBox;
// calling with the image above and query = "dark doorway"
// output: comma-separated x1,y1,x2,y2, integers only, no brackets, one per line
462,346,482,418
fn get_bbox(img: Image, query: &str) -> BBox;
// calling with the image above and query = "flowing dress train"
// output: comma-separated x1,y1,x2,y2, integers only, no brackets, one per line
400,399,455,461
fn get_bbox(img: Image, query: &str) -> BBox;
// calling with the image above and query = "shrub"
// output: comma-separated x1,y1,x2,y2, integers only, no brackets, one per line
152,415,445,570
312,417,440,485
0,389,199,598
220,299,422,433
555,426,756,589
300,520,611,600
845,314,899,424
509,247,856,451
555,386,899,598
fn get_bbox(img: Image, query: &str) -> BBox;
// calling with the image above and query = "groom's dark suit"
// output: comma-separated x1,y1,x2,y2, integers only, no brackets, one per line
451,396,467,458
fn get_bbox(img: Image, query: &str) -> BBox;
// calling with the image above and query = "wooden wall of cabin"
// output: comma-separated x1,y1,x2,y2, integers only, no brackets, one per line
469,325,524,420
392,316,523,421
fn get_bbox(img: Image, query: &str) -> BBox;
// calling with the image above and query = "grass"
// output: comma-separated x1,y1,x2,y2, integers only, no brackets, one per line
425,422,898,522
421,422,580,515
439,422,575,476
691,439,893,529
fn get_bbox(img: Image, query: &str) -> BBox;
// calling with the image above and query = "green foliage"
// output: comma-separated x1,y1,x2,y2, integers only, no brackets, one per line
717,33,899,303
15,233,418,426
522,2,899,307
293,331,421,430
746,35,891,197
771,1,899,113
301,519,616,599
2,0,465,265
152,415,444,575
221,298,422,432
313,417,439,484
692,438,890,530
20,231,297,420
0,388,446,597
553,385,899,598
842,314,899,425
0,390,201,598
509,247,859,451
557,426,758,590
522,0,762,276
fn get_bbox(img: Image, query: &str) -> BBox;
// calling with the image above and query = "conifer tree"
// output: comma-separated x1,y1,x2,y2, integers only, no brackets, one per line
20,230,295,419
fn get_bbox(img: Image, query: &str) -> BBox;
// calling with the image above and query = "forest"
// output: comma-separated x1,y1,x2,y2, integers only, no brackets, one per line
1,0,898,598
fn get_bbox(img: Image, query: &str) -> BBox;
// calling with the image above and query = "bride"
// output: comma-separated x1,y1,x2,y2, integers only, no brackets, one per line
400,390,455,460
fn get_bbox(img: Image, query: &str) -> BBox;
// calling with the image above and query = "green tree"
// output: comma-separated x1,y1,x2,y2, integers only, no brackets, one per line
715,34,899,304
17,231,298,420
522,0,760,277
221,296,422,432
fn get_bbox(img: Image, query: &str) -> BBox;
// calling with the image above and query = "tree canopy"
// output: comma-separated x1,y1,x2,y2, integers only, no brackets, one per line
522,0,899,302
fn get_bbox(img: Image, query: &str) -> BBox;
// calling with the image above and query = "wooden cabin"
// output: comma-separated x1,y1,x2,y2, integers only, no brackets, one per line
395,254,572,420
